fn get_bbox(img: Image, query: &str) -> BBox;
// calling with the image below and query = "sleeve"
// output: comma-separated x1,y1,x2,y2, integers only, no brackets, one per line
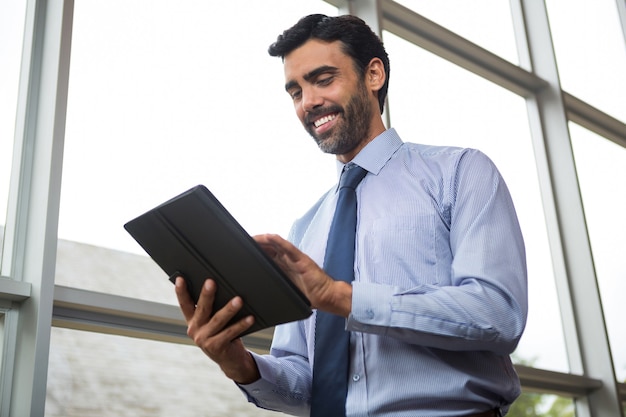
237,320,313,416
347,149,528,355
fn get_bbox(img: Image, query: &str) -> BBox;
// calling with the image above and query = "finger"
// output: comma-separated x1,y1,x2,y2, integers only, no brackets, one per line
220,313,256,343
197,315,255,362
254,234,278,255
254,233,287,248
194,279,217,323
255,234,292,261
256,241,278,258
264,234,300,261
175,277,196,322
192,298,254,348
208,296,246,333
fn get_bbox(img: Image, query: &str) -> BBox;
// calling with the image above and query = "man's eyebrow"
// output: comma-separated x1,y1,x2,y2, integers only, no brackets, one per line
284,65,339,92
303,65,339,82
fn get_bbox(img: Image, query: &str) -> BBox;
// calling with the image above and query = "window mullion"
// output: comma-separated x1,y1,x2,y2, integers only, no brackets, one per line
4,0,74,415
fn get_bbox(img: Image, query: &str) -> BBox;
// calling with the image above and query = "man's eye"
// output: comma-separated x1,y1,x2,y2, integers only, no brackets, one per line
317,77,333,86
289,90,302,100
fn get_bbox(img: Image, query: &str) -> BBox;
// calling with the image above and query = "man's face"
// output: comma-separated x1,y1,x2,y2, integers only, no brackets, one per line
283,39,376,159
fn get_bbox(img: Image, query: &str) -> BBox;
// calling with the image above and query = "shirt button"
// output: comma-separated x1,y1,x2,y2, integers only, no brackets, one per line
366,308,375,319
352,374,360,382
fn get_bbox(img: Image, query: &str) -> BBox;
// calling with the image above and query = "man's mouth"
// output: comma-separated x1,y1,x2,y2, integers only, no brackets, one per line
313,113,338,128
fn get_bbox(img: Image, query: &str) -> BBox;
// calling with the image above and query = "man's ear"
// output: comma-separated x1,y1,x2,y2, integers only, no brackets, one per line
366,58,386,92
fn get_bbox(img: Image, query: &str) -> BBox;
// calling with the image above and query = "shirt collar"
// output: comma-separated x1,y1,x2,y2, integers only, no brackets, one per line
334,128,403,179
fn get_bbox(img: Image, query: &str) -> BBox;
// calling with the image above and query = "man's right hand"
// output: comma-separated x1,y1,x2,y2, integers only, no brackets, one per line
175,277,261,384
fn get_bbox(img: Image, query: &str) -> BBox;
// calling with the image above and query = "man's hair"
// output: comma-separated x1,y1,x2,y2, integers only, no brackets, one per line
268,14,390,114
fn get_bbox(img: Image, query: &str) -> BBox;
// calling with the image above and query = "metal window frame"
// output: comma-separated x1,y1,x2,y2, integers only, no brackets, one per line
0,0,74,415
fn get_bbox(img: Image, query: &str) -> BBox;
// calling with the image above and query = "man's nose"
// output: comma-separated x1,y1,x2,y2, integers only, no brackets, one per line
301,87,324,112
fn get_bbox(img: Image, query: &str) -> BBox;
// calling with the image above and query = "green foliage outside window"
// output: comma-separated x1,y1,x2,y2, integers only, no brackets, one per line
507,392,574,417
508,354,574,417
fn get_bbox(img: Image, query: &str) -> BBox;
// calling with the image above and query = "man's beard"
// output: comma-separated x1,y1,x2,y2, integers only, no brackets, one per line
306,80,373,156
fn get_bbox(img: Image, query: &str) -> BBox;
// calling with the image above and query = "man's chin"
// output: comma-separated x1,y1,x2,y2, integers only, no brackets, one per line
318,139,360,157
311,132,330,149
314,136,336,154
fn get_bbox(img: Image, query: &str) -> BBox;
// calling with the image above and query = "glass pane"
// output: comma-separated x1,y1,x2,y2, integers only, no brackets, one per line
58,0,338,301
508,392,574,417
0,0,27,269
570,123,626,381
46,328,279,416
383,30,569,372
56,237,175,304
392,0,518,64
546,0,626,122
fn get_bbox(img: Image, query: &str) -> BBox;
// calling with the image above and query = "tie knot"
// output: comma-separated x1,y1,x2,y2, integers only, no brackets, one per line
339,164,367,190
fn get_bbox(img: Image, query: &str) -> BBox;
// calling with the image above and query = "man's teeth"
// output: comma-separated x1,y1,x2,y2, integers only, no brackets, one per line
314,114,337,128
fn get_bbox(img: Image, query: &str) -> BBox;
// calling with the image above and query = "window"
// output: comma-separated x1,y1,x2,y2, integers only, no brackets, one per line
546,0,626,121
393,0,519,64
52,0,339,413
58,0,337,302
0,0,27,269
570,123,626,381
46,328,280,417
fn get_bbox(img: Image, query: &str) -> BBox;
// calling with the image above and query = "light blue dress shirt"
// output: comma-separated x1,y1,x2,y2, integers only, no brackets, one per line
240,128,528,416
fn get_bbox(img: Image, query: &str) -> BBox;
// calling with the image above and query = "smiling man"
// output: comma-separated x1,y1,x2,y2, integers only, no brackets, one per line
283,37,383,162
176,14,528,417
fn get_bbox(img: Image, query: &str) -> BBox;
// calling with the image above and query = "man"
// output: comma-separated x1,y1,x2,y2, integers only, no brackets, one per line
176,14,527,417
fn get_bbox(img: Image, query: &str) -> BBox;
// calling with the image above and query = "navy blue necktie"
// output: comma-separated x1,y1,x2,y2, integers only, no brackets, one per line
311,163,367,417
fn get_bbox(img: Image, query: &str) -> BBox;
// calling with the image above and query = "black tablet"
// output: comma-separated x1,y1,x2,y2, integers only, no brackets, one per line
124,185,312,336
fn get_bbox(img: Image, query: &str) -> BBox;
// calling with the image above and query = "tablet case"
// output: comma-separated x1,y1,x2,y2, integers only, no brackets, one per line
123,185,312,336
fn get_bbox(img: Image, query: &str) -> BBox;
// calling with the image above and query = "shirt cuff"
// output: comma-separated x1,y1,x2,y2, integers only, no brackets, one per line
237,352,278,403
347,281,397,331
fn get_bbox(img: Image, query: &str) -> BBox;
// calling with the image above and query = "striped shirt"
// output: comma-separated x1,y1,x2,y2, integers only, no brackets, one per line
241,128,528,416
